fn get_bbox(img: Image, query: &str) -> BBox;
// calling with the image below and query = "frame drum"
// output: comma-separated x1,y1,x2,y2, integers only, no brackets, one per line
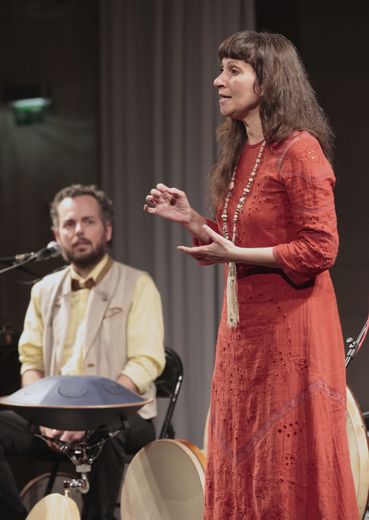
346,386,369,519
25,493,80,520
120,439,206,520
21,472,83,514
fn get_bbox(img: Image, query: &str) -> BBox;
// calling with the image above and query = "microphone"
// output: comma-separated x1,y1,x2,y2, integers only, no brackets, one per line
34,241,61,261
0,241,61,263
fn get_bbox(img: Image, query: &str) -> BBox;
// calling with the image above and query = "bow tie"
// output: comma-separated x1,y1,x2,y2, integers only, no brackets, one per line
71,277,96,291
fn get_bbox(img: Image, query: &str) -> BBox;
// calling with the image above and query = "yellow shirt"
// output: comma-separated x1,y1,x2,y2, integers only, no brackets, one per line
18,255,165,393
60,255,111,374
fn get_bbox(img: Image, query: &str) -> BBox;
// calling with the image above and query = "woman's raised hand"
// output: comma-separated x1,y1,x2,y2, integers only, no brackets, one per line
144,183,209,241
144,183,192,225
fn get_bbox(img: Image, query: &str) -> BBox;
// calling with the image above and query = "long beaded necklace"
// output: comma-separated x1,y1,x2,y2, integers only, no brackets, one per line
221,140,266,328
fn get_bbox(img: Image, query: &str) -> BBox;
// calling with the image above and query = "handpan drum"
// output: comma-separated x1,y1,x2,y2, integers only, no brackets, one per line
120,438,206,520
0,375,150,430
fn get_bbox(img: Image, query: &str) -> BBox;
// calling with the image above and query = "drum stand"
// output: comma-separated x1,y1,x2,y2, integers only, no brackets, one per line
345,316,369,519
36,425,124,498
345,317,369,368
0,374,149,518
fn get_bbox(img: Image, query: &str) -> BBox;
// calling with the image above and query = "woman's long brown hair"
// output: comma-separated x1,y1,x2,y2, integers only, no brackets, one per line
209,31,334,210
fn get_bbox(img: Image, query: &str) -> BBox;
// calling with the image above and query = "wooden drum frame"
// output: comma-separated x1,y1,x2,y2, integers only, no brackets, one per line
346,386,369,519
120,438,206,520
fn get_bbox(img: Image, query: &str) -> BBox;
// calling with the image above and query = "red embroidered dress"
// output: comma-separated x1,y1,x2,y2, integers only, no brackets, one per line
204,132,359,519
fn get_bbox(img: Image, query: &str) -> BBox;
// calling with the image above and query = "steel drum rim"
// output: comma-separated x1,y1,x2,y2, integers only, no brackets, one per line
0,400,152,410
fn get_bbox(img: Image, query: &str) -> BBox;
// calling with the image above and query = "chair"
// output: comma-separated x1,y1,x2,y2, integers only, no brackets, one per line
20,346,184,510
155,346,184,439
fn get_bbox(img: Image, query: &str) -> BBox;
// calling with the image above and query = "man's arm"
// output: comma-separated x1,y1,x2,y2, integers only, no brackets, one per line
18,283,45,379
121,272,165,394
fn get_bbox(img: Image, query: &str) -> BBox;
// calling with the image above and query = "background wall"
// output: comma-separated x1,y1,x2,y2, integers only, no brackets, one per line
0,0,99,342
0,0,368,479
0,0,100,489
99,0,256,448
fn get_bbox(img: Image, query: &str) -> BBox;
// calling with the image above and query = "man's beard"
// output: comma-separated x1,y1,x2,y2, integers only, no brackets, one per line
62,242,108,270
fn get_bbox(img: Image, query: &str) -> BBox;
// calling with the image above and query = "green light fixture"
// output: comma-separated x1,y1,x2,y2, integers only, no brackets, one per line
3,84,52,125
9,97,52,125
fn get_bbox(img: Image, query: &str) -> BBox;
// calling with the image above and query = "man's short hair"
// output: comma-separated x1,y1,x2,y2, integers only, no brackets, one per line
50,184,114,228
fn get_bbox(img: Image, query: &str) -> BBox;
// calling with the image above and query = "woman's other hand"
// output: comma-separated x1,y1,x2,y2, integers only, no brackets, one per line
177,224,237,264
178,224,278,267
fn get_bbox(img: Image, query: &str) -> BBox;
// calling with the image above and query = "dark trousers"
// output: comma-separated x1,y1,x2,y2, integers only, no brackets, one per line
0,410,155,520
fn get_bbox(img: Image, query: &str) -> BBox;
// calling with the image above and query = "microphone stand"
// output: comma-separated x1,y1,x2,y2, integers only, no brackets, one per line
0,243,61,276
0,254,39,276
0,258,40,279
345,316,369,368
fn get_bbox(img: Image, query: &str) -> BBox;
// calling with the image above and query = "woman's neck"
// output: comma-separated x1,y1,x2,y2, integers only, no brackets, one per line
243,112,264,144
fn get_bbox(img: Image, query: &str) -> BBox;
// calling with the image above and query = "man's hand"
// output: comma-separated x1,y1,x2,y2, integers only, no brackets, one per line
39,426,86,451
116,373,140,394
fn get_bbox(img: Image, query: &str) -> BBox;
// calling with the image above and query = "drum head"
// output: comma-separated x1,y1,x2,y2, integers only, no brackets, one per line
25,493,80,520
21,472,83,514
346,386,369,519
120,439,206,520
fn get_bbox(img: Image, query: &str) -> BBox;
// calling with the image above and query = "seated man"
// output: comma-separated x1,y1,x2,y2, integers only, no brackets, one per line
0,184,165,520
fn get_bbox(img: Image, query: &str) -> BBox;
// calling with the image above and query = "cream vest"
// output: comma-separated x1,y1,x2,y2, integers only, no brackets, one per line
37,261,156,419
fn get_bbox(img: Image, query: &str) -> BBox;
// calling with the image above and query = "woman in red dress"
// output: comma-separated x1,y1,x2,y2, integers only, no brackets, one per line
144,31,359,519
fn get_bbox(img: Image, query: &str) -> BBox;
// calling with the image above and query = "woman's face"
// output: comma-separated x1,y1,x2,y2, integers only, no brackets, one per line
213,58,261,121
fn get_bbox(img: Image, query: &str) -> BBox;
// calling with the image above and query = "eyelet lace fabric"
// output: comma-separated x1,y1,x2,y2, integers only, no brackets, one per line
204,132,358,519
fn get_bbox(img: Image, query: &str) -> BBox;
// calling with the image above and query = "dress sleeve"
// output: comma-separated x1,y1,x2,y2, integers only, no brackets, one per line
273,134,339,286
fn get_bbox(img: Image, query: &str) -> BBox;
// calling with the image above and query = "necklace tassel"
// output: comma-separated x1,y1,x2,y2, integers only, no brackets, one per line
227,262,239,328
222,140,266,329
